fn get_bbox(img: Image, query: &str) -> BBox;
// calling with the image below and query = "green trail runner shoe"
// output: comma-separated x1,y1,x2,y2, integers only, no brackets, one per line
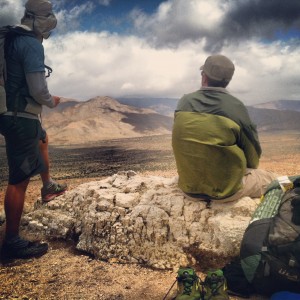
41,181,67,202
174,267,202,300
203,269,229,300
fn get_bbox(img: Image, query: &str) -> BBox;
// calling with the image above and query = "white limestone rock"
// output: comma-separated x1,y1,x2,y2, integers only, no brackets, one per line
21,171,259,269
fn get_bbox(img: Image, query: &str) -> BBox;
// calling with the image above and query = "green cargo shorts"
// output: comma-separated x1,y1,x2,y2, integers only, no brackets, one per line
0,115,46,185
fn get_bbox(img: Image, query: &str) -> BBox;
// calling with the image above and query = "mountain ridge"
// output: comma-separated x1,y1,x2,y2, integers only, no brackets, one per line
42,96,173,145
42,97,300,145
252,99,300,112
1,97,300,146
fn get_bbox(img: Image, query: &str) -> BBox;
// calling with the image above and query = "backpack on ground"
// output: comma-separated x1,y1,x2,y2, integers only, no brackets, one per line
239,175,300,296
222,258,255,298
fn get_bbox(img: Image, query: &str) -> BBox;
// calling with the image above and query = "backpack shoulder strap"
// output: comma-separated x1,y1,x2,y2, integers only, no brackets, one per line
0,26,11,114
0,26,11,81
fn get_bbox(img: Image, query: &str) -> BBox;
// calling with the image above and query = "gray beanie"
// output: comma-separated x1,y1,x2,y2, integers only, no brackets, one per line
200,55,235,83
21,0,57,39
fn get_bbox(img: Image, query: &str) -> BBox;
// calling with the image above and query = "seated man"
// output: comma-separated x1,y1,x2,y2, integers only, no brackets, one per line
172,54,276,202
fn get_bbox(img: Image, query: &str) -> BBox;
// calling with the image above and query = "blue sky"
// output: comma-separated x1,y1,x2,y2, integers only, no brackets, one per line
1,0,300,105
54,0,164,33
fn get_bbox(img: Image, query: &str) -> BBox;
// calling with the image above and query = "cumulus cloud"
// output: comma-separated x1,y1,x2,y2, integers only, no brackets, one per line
44,32,205,100
1,0,300,104
228,40,300,103
54,2,95,34
0,0,95,32
98,0,112,6
43,30,300,105
131,0,226,49
224,0,300,37
0,0,24,26
132,0,300,52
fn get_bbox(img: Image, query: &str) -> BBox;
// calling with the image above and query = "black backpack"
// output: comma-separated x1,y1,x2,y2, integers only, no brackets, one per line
239,176,300,296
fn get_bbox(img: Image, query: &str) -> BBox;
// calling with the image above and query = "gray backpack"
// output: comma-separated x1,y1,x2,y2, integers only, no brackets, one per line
240,176,300,296
0,26,9,114
0,25,36,114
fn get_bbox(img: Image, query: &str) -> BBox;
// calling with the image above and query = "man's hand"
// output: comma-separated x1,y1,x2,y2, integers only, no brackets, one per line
53,96,61,107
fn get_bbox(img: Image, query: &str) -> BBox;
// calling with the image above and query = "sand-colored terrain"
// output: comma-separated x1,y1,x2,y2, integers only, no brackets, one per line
1,132,300,300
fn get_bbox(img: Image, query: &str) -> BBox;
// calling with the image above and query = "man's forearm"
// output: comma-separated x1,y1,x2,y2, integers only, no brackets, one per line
26,72,55,108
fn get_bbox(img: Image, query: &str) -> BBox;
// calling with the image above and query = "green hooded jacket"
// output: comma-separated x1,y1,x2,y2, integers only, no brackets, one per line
172,87,261,199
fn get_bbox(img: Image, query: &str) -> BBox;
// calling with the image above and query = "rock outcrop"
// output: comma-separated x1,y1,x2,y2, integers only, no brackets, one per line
22,171,260,269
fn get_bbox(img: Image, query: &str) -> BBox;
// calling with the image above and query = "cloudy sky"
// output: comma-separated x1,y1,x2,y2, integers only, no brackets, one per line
1,0,300,105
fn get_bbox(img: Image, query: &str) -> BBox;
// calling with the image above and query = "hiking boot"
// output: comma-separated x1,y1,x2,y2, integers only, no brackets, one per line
41,181,67,202
1,236,48,260
203,269,229,300
174,267,202,300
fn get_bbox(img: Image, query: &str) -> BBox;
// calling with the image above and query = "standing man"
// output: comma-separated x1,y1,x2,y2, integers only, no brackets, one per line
0,0,66,259
172,54,276,202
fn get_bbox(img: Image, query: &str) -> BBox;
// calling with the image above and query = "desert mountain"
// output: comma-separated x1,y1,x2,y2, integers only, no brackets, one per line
41,97,300,144
42,96,173,145
247,106,300,132
1,97,299,146
117,97,178,117
117,97,300,120
117,97,300,132
247,99,300,131
252,100,300,112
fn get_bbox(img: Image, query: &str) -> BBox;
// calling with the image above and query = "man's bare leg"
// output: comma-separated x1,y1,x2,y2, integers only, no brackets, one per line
39,133,51,185
4,179,30,238
2,179,48,259
39,133,67,202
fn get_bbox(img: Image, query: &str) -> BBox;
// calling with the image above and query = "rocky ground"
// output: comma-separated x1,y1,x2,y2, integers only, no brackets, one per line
1,132,300,300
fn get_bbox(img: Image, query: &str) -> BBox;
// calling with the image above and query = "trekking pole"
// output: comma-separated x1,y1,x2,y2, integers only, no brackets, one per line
162,279,177,300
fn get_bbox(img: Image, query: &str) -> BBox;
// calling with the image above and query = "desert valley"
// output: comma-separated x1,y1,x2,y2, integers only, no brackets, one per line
1,96,300,300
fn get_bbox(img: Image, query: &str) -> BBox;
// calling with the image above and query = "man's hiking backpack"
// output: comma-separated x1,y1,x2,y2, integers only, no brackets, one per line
0,26,9,114
0,25,50,115
239,175,300,296
0,26,33,114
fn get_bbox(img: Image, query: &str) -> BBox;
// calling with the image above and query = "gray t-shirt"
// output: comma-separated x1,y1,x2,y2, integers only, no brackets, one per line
5,32,54,117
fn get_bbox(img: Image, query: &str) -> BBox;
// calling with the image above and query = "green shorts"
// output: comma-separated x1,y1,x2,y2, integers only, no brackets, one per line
0,116,46,185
